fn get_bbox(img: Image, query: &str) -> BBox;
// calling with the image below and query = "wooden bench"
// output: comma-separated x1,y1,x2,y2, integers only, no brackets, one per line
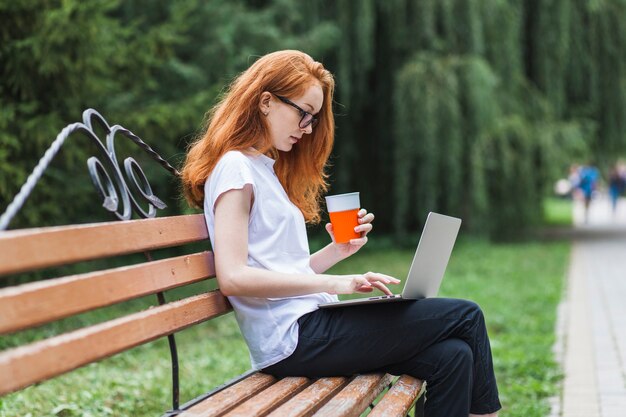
0,109,425,417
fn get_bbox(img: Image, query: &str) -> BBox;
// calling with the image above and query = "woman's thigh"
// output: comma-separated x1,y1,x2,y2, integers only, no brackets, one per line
264,298,483,378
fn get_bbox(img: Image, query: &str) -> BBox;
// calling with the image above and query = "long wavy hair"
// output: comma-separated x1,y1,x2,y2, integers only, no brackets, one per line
181,50,335,224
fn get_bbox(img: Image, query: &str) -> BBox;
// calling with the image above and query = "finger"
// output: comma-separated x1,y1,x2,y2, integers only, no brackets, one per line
349,236,368,246
358,208,367,217
354,223,373,235
370,281,393,296
358,213,375,224
365,272,401,284
325,223,336,241
377,273,402,284
363,271,390,285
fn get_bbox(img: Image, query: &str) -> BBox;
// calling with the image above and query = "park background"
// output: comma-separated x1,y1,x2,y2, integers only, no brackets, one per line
1,1,625,416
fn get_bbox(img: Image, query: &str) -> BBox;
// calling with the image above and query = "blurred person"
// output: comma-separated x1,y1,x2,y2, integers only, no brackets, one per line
577,163,600,223
181,50,501,417
608,162,626,215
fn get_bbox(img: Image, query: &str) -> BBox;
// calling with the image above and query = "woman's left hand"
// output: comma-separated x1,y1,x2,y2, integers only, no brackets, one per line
326,208,374,259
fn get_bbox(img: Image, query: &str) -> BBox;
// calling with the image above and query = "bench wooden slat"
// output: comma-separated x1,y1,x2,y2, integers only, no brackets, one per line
0,214,208,275
0,251,215,334
0,291,230,396
311,374,395,417
266,377,349,417
179,372,277,417
223,377,310,417
368,375,424,417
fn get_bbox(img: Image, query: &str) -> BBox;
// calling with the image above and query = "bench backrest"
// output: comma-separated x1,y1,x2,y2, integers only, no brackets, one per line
0,214,227,396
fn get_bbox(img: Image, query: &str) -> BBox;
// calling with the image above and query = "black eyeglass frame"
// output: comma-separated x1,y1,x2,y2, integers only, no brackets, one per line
272,94,319,129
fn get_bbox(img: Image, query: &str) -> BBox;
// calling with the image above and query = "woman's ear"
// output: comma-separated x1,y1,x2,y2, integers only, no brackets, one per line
259,91,272,116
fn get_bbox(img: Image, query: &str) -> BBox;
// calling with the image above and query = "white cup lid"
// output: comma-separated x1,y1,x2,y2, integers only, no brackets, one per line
325,192,360,212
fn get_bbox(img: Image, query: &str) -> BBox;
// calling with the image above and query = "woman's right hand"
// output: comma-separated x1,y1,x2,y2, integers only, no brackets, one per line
329,272,401,296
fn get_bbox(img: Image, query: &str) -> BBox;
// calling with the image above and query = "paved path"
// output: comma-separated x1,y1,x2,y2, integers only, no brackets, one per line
559,196,626,417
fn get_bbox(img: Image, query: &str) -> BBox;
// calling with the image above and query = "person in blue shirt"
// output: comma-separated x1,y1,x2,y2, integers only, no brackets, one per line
577,164,600,223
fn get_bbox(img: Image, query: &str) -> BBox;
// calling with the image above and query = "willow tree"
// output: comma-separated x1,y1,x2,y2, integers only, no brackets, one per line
330,0,377,194
445,0,485,55
455,57,499,231
479,116,541,240
566,0,597,117
394,56,435,238
593,1,626,159
393,51,505,235
480,0,523,89
524,0,571,117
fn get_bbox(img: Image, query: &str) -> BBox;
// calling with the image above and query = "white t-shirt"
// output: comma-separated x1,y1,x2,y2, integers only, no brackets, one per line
203,150,338,369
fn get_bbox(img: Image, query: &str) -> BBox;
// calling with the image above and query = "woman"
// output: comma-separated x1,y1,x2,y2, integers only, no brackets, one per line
181,50,501,417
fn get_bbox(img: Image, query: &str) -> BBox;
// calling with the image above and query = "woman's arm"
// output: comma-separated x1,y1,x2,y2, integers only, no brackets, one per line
309,242,345,274
213,185,398,297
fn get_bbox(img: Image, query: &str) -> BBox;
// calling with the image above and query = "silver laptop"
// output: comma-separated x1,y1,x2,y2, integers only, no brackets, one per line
318,212,461,308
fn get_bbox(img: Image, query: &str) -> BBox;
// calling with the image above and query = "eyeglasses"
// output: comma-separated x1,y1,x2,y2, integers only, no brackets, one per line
272,94,319,129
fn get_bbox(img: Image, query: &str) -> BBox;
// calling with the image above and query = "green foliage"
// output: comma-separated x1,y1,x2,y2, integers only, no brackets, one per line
480,116,542,240
401,54,462,221
455,57,499,230
527,0,571,116
480,0,523,86
388,0,606,239
593,1,626,160
2,0,625,236
0,0,129,227
536,119,593,193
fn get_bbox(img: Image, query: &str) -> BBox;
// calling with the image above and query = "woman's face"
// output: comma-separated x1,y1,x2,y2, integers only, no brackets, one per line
264,83,324,152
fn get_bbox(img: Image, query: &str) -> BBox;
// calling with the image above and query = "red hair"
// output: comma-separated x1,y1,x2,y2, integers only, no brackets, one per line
181,50,335,224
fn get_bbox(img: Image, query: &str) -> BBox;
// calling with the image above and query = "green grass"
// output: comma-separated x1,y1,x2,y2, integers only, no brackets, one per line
0,238,570,417
543,197,573,227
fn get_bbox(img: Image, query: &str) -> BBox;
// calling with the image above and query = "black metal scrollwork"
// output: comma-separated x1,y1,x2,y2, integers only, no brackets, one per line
0,109,180,230
82,110,177,220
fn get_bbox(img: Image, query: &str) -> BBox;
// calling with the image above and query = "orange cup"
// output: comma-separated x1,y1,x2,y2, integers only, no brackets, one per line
325,192,360,244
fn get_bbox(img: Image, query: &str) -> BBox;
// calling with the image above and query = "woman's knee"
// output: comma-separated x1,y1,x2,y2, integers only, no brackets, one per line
456,299,485,324
439,338,473,370
462,299,482,313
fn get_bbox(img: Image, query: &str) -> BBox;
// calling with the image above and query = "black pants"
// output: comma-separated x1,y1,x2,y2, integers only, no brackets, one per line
263,298,501,417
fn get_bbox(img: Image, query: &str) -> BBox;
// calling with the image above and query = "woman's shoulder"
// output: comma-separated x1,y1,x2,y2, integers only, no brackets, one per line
205,150,257,193
220,149,252,163
215,149,256,170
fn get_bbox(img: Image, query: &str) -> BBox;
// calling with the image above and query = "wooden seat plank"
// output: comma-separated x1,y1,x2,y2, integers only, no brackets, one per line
179,373,277,417
0,214,208,275
223,377,311,417
0,290,230,396
311,374,395,417
368,375,424,417
0,251,214,334
266,377,349,417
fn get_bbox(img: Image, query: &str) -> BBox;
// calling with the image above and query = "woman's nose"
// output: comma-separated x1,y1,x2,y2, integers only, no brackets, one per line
301,124,313,135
